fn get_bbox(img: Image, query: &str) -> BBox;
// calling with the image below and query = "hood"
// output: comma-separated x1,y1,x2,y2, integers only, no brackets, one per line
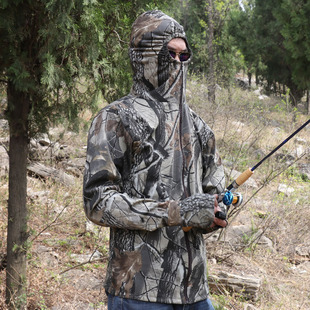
129,10,191,102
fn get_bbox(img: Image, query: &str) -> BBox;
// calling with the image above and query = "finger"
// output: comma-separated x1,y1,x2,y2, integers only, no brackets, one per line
213,218,228,228
215,210,226,220
214,195,219,207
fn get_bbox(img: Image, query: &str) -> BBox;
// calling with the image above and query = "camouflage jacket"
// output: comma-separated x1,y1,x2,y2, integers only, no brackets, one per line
83,10,225,304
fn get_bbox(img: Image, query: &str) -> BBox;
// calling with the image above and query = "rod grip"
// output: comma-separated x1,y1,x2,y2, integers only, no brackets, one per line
235,168,254,187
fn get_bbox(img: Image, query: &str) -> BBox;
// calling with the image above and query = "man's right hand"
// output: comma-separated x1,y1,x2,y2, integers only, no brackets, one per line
211,195,228,228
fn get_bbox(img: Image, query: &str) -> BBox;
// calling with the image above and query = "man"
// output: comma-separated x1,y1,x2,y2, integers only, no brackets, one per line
83,10,227,310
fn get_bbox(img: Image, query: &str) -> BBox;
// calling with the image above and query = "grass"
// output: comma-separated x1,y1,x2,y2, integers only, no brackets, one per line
0,79,310,309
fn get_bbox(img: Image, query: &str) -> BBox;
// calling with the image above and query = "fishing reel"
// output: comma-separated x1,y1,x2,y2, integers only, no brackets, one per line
215,191,243,220
221,191,243,207
182,190,243,231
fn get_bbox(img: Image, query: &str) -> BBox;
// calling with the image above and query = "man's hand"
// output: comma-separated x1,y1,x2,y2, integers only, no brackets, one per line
211,195,228,228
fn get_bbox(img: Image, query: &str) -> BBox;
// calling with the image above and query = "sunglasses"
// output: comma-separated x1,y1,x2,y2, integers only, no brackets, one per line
168,50,191,62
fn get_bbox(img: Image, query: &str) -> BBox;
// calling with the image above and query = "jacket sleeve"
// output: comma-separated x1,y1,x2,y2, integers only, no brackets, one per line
191,111,226,232
83,107,222,232
83,107,176,231
192,112,225,195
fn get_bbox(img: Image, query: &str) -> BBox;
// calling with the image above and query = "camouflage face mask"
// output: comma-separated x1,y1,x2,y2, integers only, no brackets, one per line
129,10,192,101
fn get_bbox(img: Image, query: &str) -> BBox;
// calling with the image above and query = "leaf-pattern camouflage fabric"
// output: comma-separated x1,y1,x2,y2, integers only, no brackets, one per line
83,10,225,305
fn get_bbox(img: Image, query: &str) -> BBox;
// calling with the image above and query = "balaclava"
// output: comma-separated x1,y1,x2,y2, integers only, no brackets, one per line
129,10,192,103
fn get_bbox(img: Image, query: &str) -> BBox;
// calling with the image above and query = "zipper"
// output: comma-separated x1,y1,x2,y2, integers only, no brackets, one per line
178,64,192,303
183,232,192,303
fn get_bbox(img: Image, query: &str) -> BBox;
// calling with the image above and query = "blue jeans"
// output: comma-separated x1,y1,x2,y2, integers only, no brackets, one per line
107,294,215,310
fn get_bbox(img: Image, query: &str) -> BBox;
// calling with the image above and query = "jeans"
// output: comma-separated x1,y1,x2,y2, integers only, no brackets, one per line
107,294,215,310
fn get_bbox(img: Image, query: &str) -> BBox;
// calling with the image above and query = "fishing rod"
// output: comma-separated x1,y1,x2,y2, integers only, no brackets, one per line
182,119,309,231
216,118,310,220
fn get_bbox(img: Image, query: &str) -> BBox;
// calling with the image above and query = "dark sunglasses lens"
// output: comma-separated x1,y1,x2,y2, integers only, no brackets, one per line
180,53,190,61
169,50,190,61
169,50,177,59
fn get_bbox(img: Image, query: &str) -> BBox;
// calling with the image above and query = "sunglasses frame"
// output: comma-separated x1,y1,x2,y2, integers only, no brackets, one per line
168,50,191,62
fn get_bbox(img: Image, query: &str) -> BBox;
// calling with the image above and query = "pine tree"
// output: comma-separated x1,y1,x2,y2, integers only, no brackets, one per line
253,0,309,104
228,1,265,86
0,1,166,308
169,0,240,101
274,0,310,103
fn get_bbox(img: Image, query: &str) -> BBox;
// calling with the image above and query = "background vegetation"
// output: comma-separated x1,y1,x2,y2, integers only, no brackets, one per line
0,0,309,309
1,81,309,310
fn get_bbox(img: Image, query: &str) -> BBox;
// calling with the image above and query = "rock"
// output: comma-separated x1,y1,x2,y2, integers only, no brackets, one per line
27,188,50,199
233,225,272,250
297,163,310,180
277,183,295,196
29,137,61,160
224,168,258,189
70,250,102,264
51,302,98,310
294,145,305,158
34,245,59,268
254,210,268,219
61,269,103,291
294,137,307,145
253,88,261,96
272,126,282,134
235,77,249,89
62,158,85,177
0,119,9,130
0,253,7,271
210,224,274,252
252,148,265,160
37,133,51,146
85,220,101,234
296,261,310,272
274,152,295,165
209,271,261,301
244,304,259,310
27,162,75,186
231,121,245,132
66,157,85,170
295,245,310,257
291,261,310,275
0,145,9,176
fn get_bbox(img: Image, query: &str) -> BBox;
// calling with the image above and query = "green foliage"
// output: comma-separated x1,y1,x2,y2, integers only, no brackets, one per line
228,0,310,104
166,0,240,87
274,0,310,91
228,3,264,80
0,0,168,136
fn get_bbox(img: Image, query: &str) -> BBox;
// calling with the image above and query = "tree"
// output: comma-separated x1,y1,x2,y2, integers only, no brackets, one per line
228,1,265,86
274,0,310,105
252,0,310,105
0,1,166,308
170,0,240,102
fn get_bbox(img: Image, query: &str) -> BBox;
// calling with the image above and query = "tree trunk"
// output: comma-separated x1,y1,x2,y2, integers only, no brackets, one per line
248,72,252,87
306,90,310,115
6,81,30,310
207,0,216,104
287,80,303,106
255,71,259,86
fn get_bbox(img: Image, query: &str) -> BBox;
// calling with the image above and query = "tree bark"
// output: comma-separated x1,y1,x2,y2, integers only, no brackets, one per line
287,80,303,106
6,81,30,310
306,90,310,115
207,0,216,104
248,72,252,88
209,271,261,301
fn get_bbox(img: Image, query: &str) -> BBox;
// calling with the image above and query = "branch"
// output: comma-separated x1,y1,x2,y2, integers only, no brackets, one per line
228,151,307,220
58,255,102,276
113,30,129,45
30,203,69,243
